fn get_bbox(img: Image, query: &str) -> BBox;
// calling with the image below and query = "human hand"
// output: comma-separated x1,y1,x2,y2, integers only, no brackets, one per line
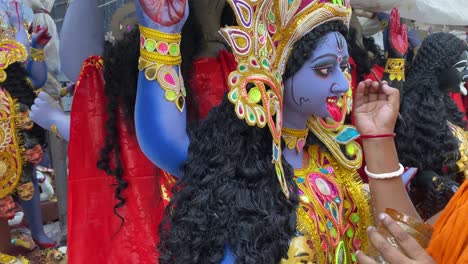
29,92,64,131
387,8,408,57
353,80,399,135
134,0,189,33
31,25,51,49
355,213,435,264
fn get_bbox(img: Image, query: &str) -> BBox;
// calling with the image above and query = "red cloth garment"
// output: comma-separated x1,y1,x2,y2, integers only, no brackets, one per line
189,50,237,119
68,56,170,263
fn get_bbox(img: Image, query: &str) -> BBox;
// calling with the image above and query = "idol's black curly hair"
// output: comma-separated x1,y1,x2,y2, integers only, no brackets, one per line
1,62,45,144
347,27,385,82
395,32,467,219
96,6,201,223
158,21,347,264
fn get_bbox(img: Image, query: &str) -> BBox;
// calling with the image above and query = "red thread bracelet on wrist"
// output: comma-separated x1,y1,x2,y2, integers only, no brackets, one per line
360,133,396,139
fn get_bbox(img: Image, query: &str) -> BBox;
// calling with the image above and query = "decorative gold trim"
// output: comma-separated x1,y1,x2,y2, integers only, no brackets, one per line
30,48,45,62
384,58,405,81
282,127,308,153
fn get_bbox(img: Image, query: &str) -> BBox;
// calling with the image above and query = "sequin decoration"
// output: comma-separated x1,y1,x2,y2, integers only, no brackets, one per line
295,145,372,264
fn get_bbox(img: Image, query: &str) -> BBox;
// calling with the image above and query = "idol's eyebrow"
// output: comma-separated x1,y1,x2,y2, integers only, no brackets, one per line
294,252,310,257
310,53,337,63
453,59,468,68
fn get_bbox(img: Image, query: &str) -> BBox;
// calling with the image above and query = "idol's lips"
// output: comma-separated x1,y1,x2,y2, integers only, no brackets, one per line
326,96,342,122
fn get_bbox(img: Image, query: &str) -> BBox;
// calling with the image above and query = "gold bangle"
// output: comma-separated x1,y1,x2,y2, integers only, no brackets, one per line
384,58,405,81
30,48,45,62
139,25,181,65
50,125,64,140
139,25,181,42
140,48,181,65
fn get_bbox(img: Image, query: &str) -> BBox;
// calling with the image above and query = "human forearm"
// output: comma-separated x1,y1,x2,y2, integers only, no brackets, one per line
363,138,421,221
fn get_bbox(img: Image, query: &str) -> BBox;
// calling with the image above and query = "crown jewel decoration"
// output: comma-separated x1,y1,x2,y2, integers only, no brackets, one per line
221,0,351,198
0,13,27,83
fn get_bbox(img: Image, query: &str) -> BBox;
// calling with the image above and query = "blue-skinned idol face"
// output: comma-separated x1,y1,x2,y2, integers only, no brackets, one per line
283,31,350,123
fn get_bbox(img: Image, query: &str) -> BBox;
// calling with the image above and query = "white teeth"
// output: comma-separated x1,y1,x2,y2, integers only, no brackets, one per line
327,98,337,103
460,82,467,96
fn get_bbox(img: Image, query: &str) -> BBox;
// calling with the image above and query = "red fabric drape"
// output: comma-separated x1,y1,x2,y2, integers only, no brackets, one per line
67,56,168,263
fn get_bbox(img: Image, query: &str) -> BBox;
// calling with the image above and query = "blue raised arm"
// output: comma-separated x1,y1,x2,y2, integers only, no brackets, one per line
60,0,104,82
135,71,189,177
133,0,190,177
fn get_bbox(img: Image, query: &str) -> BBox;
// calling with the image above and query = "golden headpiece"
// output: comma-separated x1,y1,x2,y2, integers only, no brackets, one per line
221,0,352,198
0,12,28,82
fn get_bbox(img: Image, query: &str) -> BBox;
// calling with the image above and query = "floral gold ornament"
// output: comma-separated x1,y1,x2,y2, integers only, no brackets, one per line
282,127,309,153
295,145,371,263
138,25,186,112
221,0,352,198
384,58,405,81
0,88,25,200
0,40,28,83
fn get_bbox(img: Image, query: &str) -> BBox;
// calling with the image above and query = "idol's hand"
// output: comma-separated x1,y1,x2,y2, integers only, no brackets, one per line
353,80,399,135
134,0,188,33
407,28,421,49
387,8,408,57
31,25,51,49
29,92,64,131
355,214,435,264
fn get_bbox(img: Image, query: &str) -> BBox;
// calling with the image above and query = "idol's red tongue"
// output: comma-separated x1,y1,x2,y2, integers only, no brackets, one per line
327,101,342,122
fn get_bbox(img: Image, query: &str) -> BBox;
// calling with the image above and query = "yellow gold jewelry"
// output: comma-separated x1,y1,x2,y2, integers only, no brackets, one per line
384,58,405,81
139,25,181,63
30,48,45,62
0,90,24,200
0,40,28,83
138,25,186,112
50,125,65,140
0,252,20,264
282,127,308,153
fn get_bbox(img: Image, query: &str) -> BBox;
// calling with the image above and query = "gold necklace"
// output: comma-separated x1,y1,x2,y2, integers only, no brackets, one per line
282,127,309,153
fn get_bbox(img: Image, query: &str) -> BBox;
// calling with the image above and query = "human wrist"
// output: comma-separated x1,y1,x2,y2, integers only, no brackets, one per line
362,138,400,173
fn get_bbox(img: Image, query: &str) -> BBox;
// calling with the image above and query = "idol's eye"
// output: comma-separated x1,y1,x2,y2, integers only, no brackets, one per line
312,64,333,77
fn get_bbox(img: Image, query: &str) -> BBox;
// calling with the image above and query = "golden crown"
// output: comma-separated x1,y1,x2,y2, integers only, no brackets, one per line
220,0,351,198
